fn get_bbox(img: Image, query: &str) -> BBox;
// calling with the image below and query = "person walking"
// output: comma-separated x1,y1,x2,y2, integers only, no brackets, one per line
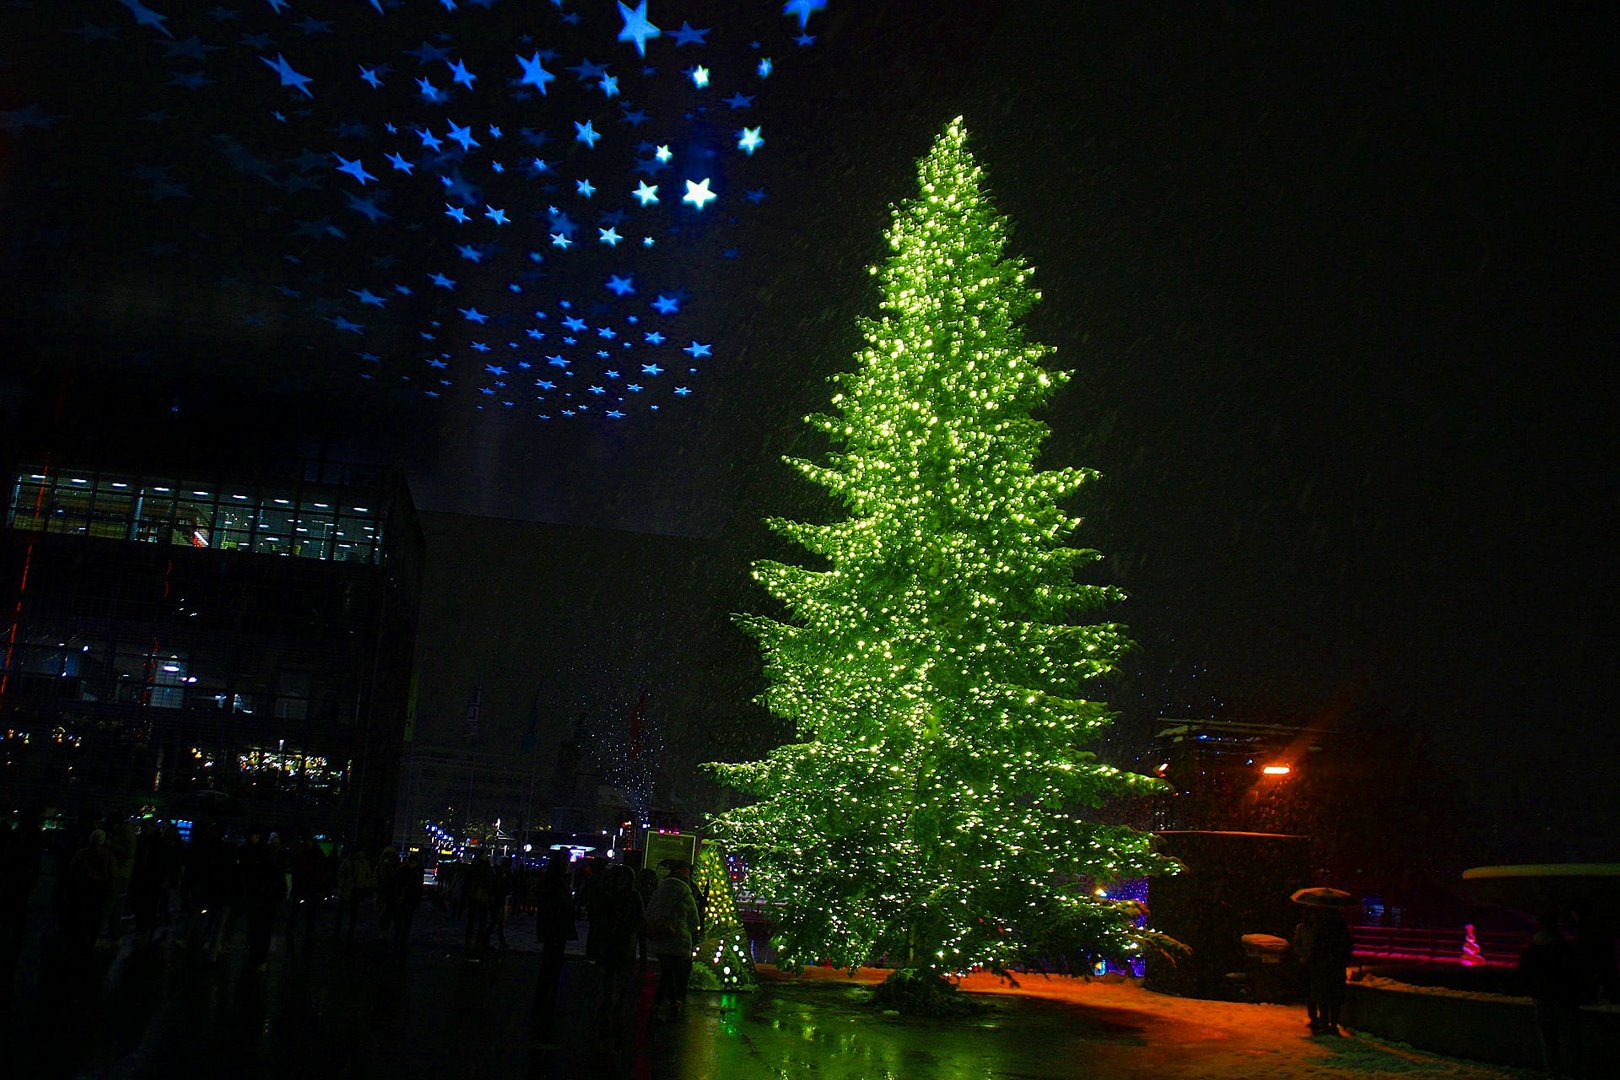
60,828,118,952
642,861,700,1017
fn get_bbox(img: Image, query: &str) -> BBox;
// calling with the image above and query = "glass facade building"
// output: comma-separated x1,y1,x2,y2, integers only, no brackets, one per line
0,458,422,844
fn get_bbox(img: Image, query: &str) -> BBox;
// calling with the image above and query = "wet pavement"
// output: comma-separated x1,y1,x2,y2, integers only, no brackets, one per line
5,909,1144,1080
4,897,1530,1080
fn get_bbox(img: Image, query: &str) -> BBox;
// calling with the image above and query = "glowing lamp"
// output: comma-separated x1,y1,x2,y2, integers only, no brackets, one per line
1261,765,1292,776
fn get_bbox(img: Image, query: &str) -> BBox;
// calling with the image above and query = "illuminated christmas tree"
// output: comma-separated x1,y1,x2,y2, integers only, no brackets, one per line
688,842,759,991
707,118,1175,981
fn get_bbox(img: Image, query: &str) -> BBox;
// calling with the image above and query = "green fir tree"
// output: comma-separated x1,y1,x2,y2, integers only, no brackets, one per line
707,118,1175,978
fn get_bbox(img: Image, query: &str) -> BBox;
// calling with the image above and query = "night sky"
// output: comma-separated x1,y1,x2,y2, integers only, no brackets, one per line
3,2,1616,865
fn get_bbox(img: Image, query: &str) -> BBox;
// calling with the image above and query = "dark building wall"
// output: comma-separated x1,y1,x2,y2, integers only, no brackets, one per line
0,461,421,845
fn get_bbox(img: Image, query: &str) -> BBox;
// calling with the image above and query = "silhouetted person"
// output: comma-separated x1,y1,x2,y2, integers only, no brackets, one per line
1292,909,1320,1032
1,810,45,980
286,838,325,952
643,861,699,1017
1521,914,1584,1078
593,865,644,1012
374,845,400,940
490,859,512,951
635,868,659,971
240,832,286,972
335,846,375,941
462,852,495,958
60,828,118,952
533,853,576,1017
1306,906,1352,1035
1571,903,1617,1004
392,852,424,956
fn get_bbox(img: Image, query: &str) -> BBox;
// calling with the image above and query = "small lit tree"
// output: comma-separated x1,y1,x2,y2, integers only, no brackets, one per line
707,118,1174,985
688,841,758,991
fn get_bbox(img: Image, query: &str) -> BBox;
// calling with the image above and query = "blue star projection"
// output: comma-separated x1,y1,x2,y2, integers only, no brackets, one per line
6,0,833,423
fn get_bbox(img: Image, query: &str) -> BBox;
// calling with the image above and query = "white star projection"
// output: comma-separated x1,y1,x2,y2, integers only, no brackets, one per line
39,0,833,423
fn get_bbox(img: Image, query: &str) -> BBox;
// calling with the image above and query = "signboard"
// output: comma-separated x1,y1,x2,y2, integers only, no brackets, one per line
642,831,698,875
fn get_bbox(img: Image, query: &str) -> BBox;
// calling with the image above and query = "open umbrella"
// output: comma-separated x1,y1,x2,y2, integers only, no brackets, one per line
1290,887,1358,908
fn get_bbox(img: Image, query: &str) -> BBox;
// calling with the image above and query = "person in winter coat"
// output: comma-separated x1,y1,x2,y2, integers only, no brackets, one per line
392,852,424,957
1306,906,1353,1035
642,861,700,1015
593,865,644,1011
461,852,495,957
240,831,286,972
533,853,576,1016
1520,914,1584,1078
335,847,375,941
374,845,400,939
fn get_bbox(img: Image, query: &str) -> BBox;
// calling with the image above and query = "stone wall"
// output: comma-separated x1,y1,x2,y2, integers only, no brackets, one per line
1344,976,1619,1073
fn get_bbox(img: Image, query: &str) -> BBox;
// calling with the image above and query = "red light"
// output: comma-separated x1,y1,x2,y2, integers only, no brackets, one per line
1261,765,1291,776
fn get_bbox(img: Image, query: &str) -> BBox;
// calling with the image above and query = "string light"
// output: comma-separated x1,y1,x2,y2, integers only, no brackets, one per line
706,118,1175,975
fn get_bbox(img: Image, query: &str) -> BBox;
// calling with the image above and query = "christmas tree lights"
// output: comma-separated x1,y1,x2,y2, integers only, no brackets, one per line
707,117,1175,976
689,842,759,991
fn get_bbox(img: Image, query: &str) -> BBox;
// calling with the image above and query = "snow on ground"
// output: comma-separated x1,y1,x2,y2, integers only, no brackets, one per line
764,966,1544,1079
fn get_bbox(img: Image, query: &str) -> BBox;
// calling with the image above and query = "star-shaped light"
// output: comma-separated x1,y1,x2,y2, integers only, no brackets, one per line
725,92,754,110
641,363,664,376
644,330,666,344
599,74,620,98
669,21,709,46
782,0,827,29
682,177,716,210
737,126,764,155
516,52,556,94
447,121,480,151
689,65,710,88
415,127,443,151
684,341,712,358
386,152,414,174
460,307,489,323
260,54,314,97
616,1,661,57
333,154,376,185
599,227,623,246
654,144,673,163
359,65,385,89
445,204,470,223
757,57,774,77
551,233,573,249
484,206,510,225
576,178,597,198
574,120,601,147
428,272,456,289
652,295,680,315
632,181,659,206
448,59,477,89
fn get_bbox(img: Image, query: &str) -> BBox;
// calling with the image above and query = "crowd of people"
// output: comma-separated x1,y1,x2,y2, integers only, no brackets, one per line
3,808,716,1031
0,809,429,977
